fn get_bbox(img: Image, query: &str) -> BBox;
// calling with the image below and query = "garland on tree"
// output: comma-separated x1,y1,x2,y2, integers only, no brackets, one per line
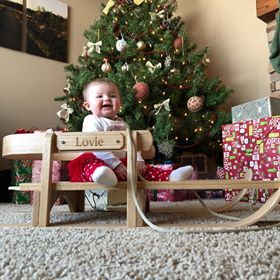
55,0,233,164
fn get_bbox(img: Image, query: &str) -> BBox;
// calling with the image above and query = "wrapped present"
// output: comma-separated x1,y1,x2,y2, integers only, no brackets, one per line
11,128,66,205
30,129,66,205
11,159,33,204
222,116,280,203
11,128,35,204
31,160,66,205
225,187,274,203
231,97,280,123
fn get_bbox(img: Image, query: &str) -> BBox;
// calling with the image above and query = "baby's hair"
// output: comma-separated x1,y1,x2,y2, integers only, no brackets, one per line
83,78,119,101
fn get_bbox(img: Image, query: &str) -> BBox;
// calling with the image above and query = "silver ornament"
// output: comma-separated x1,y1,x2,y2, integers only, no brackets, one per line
121,62,130,72
116,38,127,52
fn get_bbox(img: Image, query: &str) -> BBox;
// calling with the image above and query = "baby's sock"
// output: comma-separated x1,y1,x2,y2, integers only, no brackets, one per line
169,166,193,181
91,166,118,187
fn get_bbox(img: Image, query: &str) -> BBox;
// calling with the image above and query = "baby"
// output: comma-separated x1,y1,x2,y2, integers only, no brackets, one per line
68,78,193,186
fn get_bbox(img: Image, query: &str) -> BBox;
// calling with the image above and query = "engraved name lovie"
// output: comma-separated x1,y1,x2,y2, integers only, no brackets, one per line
76,137,104,146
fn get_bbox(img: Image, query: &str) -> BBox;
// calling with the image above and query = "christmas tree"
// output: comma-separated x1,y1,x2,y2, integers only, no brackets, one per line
56,0,233,164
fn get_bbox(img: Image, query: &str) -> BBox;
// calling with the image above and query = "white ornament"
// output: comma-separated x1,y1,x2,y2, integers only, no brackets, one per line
116,38,127,52
101,61,112,73
121,62,130,72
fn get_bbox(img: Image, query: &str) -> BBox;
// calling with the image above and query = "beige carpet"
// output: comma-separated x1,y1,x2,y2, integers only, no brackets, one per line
0,200,280,279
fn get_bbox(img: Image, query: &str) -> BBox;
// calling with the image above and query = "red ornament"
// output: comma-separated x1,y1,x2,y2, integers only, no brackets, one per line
173,37,183,49
133,82,149,101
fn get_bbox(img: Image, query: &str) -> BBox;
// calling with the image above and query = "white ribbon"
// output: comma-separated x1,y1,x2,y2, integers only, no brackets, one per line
154,98,170,115
146,61,162,73
149,10,165,21
56,103,74,123
87,41,102,55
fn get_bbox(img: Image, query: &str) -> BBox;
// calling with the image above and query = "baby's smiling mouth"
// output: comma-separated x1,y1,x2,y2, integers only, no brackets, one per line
102,104,112,108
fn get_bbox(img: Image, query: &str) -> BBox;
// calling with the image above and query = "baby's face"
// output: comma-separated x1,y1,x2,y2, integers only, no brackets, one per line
83,82,121,119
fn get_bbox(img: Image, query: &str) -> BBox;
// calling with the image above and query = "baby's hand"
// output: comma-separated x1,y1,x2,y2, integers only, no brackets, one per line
114,163,127,180
137,161,147,175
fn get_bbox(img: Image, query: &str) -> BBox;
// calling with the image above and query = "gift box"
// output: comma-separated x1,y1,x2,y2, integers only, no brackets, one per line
222,116,280,202
11,128,35,204
11,128,66,205
231,97,280,123
225,187,274,203
11,159,33,204
31,160,66,205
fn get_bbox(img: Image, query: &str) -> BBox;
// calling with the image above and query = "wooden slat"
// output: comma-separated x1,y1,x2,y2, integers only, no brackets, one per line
38,132,54,227
11,178,280,192
2,133,45,160
11,182,128,191
56,130,153,151
2,130,153,160
57,131,125,151
136,179,280,190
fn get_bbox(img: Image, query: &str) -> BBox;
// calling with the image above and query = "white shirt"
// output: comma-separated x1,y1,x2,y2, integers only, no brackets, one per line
82,115,144,168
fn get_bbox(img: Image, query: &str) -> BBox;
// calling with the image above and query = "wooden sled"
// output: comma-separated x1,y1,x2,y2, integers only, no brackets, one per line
2,130,280,230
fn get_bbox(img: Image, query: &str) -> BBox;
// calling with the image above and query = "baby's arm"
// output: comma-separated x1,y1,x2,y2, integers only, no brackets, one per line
137,152,147,175
114,163,127,180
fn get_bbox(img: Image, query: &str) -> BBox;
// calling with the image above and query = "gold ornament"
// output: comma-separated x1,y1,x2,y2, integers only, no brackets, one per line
136,41,146,51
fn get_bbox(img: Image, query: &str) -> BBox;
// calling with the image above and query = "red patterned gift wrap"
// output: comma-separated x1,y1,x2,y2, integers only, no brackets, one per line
222,116,280,202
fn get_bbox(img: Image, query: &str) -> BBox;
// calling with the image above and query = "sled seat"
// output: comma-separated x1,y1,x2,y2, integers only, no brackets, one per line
2,130,153,227
3,129,280,230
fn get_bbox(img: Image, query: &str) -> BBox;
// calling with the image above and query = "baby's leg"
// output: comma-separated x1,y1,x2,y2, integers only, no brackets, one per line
169,166,193,181
84,161,118,187
91,166,118,187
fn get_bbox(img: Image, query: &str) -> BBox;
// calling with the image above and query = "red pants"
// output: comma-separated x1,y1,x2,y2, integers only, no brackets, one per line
68,153,173,182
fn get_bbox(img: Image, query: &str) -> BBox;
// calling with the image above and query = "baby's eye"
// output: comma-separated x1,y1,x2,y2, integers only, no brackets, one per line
96,95,103,98
110,94,116,98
